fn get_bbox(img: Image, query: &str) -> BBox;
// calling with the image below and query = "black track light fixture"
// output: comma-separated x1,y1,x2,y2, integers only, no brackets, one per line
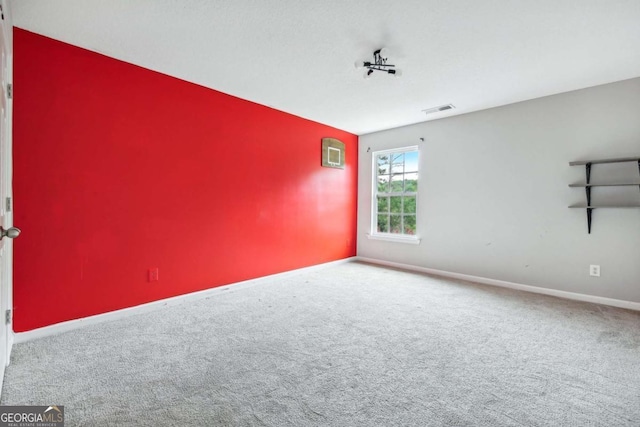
355,48,402,78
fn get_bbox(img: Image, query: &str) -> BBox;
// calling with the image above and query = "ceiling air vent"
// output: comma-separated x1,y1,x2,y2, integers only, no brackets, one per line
422,104,455,115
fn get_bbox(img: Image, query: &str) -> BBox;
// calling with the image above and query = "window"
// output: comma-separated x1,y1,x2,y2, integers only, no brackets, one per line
372,147,419,240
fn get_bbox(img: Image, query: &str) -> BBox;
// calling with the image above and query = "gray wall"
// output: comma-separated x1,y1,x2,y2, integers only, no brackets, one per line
357,77,640,303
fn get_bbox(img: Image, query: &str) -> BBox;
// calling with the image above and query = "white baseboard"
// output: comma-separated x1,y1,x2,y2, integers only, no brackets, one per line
356,256,640,311
13,257,356,344
14,255,637,344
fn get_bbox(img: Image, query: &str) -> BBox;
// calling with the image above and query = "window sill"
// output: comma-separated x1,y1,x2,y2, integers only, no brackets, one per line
366,233,421,245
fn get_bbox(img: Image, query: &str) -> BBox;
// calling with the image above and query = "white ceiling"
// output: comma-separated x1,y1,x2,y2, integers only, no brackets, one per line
9,0,640,135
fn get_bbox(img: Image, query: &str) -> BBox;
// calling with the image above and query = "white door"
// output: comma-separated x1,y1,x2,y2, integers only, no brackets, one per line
0,0,14,389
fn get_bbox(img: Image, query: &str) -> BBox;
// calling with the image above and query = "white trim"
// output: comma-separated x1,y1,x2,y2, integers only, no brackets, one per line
371,146,420,237
16,255,637,344
13,257,356,343
0,0,14,400
6,328,12,363
366,233,421,244
356,256,640,312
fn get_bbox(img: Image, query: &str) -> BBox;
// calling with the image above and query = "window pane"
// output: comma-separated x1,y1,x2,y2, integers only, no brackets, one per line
405,151,419,172
372,148,419,237
377,155,390,166
377,215,389,233
377,196,389,213
403,196,416,214
404,172,418,192
404,215,416,235
377,175,390,192
389,196,402,214
391,153,404,165
377,155,390,175
391,162,404,174
390,215,402,233
390,174,403,192
377,163,390,175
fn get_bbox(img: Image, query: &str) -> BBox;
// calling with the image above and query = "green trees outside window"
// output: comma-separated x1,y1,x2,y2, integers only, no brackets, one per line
374,149,418,235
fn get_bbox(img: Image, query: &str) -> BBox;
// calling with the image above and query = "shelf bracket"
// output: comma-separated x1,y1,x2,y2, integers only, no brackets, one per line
585,163,592,233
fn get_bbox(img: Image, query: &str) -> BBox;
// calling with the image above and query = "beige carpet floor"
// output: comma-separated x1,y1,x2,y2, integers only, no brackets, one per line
2,261,639,426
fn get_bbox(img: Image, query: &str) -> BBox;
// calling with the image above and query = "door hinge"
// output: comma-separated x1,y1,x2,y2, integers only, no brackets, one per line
5,309,11,325
7,84,11,99
5,197,10,212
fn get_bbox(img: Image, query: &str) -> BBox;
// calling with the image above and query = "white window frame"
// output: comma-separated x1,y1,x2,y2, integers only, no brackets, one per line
368,146,421,244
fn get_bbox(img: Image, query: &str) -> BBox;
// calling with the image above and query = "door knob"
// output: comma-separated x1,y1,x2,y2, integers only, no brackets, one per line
0,226,20,240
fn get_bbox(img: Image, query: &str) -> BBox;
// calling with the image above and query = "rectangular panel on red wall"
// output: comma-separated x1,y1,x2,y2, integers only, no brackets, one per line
12,28,358,332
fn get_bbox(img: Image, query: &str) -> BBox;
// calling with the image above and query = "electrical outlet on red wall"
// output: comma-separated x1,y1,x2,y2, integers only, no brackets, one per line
148,268,159,282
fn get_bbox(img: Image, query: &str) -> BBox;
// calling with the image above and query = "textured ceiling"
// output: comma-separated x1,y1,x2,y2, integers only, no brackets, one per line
9,0,640,135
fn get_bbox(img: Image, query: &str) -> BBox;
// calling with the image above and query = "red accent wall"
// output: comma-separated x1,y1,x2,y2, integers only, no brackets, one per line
12,28,358,332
